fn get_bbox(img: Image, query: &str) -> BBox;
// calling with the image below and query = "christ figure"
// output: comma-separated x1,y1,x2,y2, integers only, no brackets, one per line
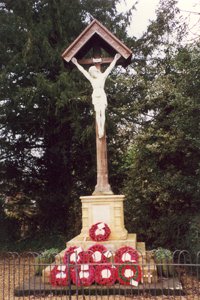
71,53,121,138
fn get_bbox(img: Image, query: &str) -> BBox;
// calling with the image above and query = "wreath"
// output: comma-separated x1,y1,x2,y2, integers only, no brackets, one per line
95,264,117,285
114,246,139,264
117,264,142,286
71,264,95,286
63,246,84,264
50,265,69,286
88,244,112,263
89,222,111,241
78,251,91,264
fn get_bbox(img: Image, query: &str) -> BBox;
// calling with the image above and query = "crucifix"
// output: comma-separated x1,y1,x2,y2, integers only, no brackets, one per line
61,19,132,195
72,52,121,195
42,20,156,284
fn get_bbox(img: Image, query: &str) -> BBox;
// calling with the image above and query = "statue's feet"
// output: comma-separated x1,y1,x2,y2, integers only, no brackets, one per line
98,127,104,139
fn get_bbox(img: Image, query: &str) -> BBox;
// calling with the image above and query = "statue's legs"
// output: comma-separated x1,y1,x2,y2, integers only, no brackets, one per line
96,110,105,138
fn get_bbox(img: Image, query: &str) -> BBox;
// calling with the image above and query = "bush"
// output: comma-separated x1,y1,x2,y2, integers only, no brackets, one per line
185,215,200,259
154,247,174,277
35,248,60,275
0,197,20,250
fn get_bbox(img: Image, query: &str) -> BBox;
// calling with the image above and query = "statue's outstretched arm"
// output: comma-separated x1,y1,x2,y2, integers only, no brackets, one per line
103,53,121,78
71,57,92,82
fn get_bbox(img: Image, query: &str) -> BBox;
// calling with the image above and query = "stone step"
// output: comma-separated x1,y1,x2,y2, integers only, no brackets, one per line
65,233,136,253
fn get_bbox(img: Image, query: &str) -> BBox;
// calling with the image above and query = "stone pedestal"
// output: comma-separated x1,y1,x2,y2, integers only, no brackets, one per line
79,195,128,240
43,194,158,284
65,234,136,253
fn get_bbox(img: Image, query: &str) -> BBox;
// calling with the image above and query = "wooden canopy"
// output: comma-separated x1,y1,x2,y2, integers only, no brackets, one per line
62,19,132,67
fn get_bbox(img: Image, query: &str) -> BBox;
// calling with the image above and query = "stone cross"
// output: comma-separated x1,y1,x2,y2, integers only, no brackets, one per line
61,19,132,195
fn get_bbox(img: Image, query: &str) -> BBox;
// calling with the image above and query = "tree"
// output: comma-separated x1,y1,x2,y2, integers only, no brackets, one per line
4,192,38,237
124,1,200,249
0,0,133,237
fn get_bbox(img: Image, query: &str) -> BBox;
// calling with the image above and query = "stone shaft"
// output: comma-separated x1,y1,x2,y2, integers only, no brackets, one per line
93,123,113,195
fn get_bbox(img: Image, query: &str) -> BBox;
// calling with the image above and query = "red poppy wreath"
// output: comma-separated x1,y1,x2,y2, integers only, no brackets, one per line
78,251,91,264
88,244,112,263
89,222,111,241
114,246,139,264
95,264,117,285
117,264,142,286
63,246,84,264
50,265,69,286
71,264,95,286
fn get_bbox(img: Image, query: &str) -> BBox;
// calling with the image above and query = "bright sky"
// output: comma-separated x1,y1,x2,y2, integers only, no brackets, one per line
117,0,200,43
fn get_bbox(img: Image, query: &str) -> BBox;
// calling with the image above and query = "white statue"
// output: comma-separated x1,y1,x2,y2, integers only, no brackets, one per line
72,53,121,138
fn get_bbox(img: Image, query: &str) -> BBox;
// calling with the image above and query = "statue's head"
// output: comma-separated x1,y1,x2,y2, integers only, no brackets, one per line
89,66,101,78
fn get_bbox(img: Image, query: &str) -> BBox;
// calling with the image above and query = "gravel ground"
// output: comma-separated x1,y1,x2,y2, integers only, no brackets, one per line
0,257,199,300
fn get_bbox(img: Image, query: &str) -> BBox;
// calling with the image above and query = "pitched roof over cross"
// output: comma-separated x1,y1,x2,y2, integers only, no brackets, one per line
62,19,132,67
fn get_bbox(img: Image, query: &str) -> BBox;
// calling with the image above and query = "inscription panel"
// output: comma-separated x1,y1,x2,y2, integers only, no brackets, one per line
92,205,111,225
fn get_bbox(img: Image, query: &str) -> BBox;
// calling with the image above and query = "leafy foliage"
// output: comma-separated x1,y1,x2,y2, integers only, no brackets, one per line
0,195,19,249
35,248,60,275
154,247,174,277
0,0,133,240
124,9,200,249
185,214,200,258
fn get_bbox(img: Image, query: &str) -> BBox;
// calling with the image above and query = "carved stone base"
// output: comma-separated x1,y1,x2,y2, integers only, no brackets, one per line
66,233,136,249
92,183,113,195
80,194,128,240
42,194,158,284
